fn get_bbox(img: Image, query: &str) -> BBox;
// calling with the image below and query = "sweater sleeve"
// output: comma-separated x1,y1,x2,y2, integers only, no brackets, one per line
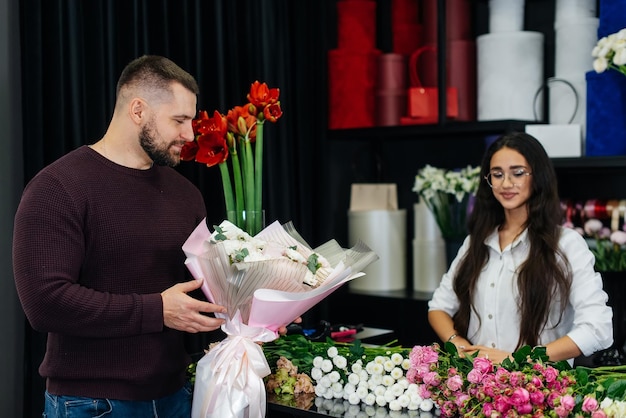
13,172,164,338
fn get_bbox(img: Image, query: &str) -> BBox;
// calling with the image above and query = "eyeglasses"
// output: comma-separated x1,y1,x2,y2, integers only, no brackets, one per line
484,168,532,189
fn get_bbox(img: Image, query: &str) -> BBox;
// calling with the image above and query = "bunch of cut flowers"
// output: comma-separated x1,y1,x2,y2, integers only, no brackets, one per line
592,28,626,77
263,334,436,414
412,165,480,240
575,218,626,272
182,220,378,418
407,342,626,417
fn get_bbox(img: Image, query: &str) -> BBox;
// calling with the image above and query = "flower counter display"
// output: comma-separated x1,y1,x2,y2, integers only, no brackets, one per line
257,336,626,418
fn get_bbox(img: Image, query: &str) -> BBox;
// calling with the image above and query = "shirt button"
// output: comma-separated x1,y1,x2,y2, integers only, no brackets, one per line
490,282,495,287
488,314,493,319
491,343,496,348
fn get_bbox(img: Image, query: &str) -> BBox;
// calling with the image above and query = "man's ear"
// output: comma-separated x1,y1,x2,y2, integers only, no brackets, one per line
129,98,147,124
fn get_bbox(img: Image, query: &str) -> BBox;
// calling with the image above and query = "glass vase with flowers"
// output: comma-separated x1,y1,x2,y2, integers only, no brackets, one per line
181,81,283,235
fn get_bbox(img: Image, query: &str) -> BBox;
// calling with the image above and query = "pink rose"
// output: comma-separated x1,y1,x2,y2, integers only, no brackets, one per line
529,389,545,405
592,410,608,418
473,357,493,374
582,396,599,413
542,366,558,383
510,387,530,406
467,368,484,384
482,402,494,416
560,395,575,411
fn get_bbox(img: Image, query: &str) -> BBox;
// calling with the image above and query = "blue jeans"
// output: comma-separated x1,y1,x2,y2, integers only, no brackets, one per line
43,382,192,418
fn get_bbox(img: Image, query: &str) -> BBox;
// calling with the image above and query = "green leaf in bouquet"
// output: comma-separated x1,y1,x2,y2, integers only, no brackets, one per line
607,378,626,401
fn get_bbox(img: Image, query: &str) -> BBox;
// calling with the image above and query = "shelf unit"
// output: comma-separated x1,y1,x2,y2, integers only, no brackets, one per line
321,0,626,348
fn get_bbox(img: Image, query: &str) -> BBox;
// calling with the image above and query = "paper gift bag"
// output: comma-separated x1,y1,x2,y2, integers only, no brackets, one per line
407,46,458,123
350,183,398,211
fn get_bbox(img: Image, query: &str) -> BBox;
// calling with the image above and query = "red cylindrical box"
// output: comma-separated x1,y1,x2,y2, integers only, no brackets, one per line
377,53,407,90
328,49,381,129
337,1,377,51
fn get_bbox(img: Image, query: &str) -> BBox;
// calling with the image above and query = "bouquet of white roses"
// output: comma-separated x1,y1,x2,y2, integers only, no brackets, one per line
412,165,480,240
182,219,378,418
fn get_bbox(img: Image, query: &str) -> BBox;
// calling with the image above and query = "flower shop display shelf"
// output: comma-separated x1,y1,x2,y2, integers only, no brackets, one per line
326,120,535,141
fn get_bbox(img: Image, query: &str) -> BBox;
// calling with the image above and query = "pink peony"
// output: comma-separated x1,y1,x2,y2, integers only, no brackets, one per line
611,230,626,245
529,389,545,405
584,219,604,235
446,374,464,392
422,371,441,386
542,366,558,384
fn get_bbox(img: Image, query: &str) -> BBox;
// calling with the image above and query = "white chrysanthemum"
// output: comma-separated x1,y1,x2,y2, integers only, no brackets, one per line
420,398,435,412
323,390,334,400
348,372,360,386
388,399,402,411
383,388,396,403
359,370,369,382
390,367,404,380
343,382,356,395
383,360,395,372
310,367,323,381
369,373,383,387
313,356,324,368
331,381,343,393
327,346,339,358
321,359,333,373
351,362,363,374
374,355,387,365
348,392,361,405
318,375,332,388
364,393,377,406
332,390,344,400
390,352,404,365
401,358,411,370
407,400,421,411
373,385,387,397
394,377,408,390
328,370,341,383
315,385,327,396
369,362,384,375
355,385,369,400
382,374,395,387
333,355,348,369
390,383,405,397
397,393,410,408
375,395,387,407
347,404,362,416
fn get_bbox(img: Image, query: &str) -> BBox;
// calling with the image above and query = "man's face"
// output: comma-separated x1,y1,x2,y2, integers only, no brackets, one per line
139,83,197,167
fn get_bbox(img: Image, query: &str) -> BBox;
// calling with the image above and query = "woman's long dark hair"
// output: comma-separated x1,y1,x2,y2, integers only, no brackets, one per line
452,132,571,349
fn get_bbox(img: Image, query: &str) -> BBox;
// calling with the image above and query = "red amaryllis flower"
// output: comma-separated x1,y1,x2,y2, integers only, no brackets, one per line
195,131,229,167
264,102,283,123
247,80,280,109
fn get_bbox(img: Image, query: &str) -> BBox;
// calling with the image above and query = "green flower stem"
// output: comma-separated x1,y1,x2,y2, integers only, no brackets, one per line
219,162,235,221
243,139,256,233
230,150,245,227
254,122,264,234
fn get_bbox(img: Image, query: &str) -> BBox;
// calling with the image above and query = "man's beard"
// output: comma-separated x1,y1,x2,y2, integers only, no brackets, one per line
139,122,181,167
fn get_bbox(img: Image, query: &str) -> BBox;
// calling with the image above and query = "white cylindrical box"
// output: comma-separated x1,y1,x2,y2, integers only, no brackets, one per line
413,239,446,293
554,18,599,77
348,210,406,291
489,0,525,33
477,31,544,121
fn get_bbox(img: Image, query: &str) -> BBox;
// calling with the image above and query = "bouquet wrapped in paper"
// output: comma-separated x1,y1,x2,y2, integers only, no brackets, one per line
182,219,378,418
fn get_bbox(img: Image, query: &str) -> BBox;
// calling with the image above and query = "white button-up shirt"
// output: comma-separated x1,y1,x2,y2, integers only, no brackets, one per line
429,227,613,357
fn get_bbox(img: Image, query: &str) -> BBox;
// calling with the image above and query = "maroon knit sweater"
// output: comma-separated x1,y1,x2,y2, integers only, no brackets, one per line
13,146,207,400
